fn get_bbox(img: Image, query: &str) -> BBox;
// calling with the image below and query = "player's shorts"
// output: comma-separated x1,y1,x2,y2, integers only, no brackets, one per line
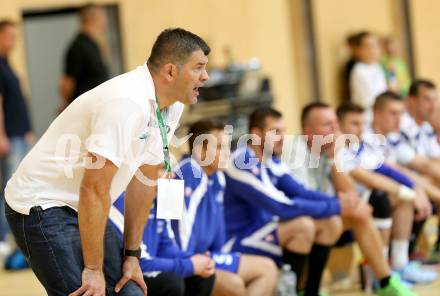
211,252,241,273
223,221,282,266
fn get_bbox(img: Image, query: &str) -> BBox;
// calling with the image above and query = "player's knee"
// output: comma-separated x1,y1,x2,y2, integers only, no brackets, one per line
369,190,393,229
294,216,316,242
322,216,343,242
369,190,392,219
258,257,278,280
222,273,246,296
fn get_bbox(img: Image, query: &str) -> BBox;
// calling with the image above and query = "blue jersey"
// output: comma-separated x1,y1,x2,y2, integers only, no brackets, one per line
109,194,194,277
224,147,341,240
172,156,226,254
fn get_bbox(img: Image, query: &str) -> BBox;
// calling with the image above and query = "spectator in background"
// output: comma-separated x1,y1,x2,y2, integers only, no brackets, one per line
350,31,387,122
381,37,411,97
59,3,109,110
341,31,364,101
0,19,34,261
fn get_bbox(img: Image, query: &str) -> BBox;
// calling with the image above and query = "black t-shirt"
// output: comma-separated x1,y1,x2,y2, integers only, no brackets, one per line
64,33,109,102
0,57,32,138
341,58,357,101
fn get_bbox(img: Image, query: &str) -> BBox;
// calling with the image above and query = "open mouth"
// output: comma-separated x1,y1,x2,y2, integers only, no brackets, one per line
193,87,200,96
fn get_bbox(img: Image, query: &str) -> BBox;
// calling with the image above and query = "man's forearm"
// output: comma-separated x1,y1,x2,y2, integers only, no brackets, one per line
331,164,357,193
124,166,158,250
78,187,111,270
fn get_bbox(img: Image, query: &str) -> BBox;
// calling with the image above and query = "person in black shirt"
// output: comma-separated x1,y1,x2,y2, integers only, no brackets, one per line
0,19,34,256
59,4,109,110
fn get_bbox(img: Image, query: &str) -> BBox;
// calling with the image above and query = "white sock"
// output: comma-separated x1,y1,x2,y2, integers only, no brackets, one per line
391,240,409,271
383,246,389,260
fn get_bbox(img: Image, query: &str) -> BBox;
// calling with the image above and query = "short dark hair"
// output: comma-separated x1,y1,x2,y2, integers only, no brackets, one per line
301,102,330,128
79,3,103,24
373,91,403,112
248,107,282,131
188,118,225,152
336,102,365,121
409,79,436,97
147,28,210,72
0,19,15,32
346,30,369,47
352,31,372,47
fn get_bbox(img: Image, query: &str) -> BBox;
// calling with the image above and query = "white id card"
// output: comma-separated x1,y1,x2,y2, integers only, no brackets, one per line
156,178,184,220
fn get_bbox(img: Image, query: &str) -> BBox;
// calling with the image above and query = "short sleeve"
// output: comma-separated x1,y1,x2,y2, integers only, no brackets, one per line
85,99,148,167
64,44,83,78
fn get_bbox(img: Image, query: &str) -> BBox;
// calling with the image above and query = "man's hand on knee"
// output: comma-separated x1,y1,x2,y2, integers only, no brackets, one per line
115,257,148,295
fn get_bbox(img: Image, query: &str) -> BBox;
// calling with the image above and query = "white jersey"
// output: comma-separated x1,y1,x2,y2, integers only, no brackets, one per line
399,112,440,159
363,126,415,165
6,64,184,214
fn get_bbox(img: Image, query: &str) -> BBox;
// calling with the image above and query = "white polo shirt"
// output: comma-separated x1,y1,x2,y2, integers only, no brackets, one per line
400,112,440,159
5,64,184,215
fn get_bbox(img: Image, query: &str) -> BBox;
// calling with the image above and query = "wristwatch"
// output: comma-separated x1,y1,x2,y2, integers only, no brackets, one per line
122,248,141,259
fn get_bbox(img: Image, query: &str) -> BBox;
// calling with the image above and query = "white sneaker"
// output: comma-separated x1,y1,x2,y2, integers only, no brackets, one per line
397,262,438,284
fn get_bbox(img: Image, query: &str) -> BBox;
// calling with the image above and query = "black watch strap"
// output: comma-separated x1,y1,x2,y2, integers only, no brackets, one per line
122,248,141,259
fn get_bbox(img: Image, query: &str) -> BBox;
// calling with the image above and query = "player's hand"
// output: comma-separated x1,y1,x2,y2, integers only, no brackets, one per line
0,134,10,157
69,267,105,296
413,188,432,221
349,200,372,220
191,252,215,278
338,191,360,216
115,256,148,295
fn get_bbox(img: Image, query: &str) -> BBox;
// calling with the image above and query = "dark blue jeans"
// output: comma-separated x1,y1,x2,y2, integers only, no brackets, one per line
5,202,143,296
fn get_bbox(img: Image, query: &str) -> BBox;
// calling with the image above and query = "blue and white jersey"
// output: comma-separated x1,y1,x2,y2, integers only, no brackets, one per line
224,147,341,241
341,141,414,191
109,193,194,277
172,155,227,254
363,126,416,165
400,112,440,159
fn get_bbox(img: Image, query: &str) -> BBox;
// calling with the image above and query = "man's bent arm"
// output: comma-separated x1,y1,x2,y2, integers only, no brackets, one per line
124,164,159,250
78,153,118,270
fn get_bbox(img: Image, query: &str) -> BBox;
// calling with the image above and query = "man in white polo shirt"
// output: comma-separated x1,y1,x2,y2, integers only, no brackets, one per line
4,28,209,296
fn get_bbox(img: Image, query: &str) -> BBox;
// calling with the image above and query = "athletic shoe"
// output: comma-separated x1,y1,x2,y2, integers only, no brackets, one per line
397,262,438,284
372,272,413,291
4,249,29,270
378,275,417,296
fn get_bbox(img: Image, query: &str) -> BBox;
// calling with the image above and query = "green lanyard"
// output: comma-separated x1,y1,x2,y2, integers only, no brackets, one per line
155,99,171,175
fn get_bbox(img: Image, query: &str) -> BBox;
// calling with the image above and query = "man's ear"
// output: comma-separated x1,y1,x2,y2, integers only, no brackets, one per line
192,144,204,161
161,63,178,82
250,127,263,139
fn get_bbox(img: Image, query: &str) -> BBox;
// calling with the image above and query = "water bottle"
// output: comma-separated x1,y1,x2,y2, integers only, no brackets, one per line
278,264,297,296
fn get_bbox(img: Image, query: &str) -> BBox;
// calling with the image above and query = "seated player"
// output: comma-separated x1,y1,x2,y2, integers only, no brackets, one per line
172,118,278,296
223,107,361,296
337,102,437,284
286,103,417,295
110,193,216,296
369,90,440,261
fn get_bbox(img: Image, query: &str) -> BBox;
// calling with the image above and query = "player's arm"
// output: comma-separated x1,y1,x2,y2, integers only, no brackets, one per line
227,165,340,219
349,168,415,204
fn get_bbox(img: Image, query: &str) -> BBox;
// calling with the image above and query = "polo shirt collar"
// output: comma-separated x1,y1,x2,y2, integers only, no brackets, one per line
141,63,157,102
